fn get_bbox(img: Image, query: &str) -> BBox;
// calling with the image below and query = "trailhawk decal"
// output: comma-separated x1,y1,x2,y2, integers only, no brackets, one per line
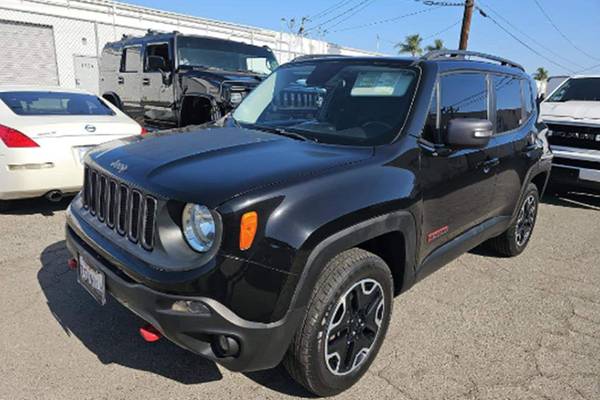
427,225,449,243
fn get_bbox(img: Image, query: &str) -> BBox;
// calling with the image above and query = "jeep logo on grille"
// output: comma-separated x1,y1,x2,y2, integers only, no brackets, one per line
110,160,128,173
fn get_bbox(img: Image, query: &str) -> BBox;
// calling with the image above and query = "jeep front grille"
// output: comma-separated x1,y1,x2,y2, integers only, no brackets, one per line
83,166,158,250
547,123,600,151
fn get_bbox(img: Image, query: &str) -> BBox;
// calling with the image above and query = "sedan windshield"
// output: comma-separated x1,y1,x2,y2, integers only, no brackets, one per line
547,78,600,102
232,61,419,145
177,36,279,75
0,91,115,116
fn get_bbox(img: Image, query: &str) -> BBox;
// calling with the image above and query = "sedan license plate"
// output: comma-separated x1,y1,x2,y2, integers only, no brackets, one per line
77,255,106,305
74,146,94,164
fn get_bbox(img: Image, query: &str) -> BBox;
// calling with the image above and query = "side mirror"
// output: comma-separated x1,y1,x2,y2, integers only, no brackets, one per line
147,55,167,72
446,118,493,148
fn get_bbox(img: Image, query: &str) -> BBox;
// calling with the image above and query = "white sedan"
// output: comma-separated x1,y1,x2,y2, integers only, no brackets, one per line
0,86,145,211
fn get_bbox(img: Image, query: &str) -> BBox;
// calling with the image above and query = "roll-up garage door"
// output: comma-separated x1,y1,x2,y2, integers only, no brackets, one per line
0,20,59,86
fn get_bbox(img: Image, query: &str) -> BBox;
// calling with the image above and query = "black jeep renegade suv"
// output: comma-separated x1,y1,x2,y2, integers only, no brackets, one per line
66,50,552,396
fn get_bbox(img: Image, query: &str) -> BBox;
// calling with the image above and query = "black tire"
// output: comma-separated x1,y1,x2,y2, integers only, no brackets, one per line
0,200,12,213
283,248,394,396
488,183,539,257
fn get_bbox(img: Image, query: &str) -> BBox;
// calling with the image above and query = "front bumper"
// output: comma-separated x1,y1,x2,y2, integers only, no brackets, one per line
65,209,303,372
550,145,600,191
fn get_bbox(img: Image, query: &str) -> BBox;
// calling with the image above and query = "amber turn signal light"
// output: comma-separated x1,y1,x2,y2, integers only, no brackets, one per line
239,211,258,250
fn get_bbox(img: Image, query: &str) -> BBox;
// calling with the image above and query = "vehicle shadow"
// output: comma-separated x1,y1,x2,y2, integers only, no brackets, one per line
541,189,600,211
38,240,223,385
1,196,74,216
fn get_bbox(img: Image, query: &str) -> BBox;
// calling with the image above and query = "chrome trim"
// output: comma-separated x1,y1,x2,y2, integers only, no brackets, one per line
551,145,600,162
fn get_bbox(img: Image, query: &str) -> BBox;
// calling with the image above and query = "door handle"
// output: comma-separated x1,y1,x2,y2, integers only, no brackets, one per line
117,76,124,85
481,157,500,174
142,78,150,86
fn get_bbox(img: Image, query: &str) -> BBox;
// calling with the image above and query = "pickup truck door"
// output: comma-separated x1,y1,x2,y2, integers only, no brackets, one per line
418,72,497,262
141,41,176,124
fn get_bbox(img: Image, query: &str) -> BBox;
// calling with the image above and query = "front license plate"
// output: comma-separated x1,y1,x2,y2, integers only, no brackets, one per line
580,169,600,183
77,255,106,305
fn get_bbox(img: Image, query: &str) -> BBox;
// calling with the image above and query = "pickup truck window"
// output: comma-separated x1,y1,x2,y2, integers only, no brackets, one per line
120,46,141,73
547,77,600,102
233,61,418,146
144,43,170,72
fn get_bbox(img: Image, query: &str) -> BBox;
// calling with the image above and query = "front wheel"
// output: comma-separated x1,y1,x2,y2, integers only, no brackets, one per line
488,183,539,257
283,248,393,396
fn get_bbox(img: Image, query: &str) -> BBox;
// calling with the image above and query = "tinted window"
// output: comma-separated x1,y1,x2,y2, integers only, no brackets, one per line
233,63,419,146
145,43,170,72
121,46,141,73
547,77,600,102
522,79,534,119
0,91,115,116
494,75,522,133
439,73,488,133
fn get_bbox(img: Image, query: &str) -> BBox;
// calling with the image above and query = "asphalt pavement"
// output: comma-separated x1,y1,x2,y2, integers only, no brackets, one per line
0,190,599,400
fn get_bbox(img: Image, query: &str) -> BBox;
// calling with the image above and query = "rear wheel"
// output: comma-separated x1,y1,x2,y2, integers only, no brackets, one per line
488,183,539,256
284,248,393,396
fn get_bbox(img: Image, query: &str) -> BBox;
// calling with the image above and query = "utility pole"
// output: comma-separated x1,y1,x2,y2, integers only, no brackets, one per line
459,0,474,50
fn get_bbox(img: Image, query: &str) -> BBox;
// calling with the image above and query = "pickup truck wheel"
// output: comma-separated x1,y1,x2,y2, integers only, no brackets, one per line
488,183,539,257
283,248,393,396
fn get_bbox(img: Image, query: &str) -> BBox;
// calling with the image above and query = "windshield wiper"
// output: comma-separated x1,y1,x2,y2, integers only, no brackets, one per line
249,124,314,142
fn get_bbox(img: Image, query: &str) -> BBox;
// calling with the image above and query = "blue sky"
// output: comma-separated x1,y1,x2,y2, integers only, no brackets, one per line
123,0,600,76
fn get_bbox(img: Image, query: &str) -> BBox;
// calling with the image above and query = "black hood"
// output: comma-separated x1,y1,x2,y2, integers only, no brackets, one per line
87,127,373,207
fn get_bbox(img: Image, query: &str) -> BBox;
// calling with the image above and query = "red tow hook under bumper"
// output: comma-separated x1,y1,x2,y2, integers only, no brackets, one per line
139,324,162,342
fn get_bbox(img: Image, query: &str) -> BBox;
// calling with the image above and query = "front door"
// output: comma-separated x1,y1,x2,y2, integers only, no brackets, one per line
73,55,99,94
419,72,497,262
141,41,176,124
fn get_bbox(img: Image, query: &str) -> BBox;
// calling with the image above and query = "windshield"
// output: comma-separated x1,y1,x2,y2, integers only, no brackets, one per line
547,78,600,102
0,91,115,116
232,61,418,145
177,36,279,75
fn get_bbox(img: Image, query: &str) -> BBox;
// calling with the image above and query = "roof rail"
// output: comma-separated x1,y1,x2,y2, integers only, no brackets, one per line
291,54,349,62
420,50,524,71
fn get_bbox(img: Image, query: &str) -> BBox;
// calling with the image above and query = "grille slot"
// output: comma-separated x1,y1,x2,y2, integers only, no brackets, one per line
82,166,158,251
547,123,600,151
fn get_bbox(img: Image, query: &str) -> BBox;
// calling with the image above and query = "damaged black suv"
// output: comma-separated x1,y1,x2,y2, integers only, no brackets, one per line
66,51,552,396
99,31,278,128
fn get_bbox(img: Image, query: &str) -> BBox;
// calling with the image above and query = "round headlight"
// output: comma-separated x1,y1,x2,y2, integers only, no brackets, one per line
182,204,216,252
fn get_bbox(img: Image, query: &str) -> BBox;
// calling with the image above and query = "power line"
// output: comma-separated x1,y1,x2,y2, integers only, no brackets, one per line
478,0,585,70
331,6,442,33
304,0,376,34
532,0,600,62
423,19,461,40
308,0,358,21
320,0,379,32
476,5,576,73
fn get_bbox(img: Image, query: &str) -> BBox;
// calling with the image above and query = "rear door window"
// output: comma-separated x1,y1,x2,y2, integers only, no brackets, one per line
120,46,141,73
0,91,115,116
493,75,522,133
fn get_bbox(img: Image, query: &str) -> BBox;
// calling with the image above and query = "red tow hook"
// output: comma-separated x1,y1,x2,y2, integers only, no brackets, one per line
67,258,78,270
139,324,162,342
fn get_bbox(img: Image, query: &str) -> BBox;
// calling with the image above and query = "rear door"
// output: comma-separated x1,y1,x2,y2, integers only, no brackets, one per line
488,74,538,216
118,45,143,121
419,72,497,260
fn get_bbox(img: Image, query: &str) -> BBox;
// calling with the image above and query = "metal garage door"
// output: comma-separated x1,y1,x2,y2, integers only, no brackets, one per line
0,20,59,86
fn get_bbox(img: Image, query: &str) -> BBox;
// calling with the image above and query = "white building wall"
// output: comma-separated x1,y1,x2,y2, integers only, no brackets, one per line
0,0,377,91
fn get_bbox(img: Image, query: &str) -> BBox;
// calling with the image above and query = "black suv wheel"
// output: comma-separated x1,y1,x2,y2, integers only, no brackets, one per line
488,183,539,256
284,248,393,396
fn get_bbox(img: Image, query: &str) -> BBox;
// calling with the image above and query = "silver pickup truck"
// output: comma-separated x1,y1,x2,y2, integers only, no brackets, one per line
541,75,600,191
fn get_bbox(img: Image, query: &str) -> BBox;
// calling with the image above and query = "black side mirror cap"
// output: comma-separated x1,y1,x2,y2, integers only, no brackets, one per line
446,118,493,149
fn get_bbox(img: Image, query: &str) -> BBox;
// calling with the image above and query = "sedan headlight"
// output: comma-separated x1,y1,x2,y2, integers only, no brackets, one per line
182,204,216,252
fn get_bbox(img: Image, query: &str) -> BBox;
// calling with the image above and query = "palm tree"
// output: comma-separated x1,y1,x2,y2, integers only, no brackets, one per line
425,39,445,52
533,67,549,82
395,34,423,57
